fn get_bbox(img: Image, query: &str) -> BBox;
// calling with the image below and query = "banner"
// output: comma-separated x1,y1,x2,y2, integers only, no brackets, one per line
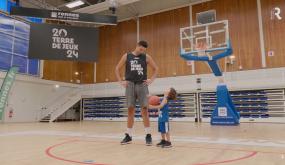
10,6,117,25
0,66,18,121
29,23,99,61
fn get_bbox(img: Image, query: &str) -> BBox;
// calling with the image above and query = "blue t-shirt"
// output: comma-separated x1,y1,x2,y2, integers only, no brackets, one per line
158,99,169,122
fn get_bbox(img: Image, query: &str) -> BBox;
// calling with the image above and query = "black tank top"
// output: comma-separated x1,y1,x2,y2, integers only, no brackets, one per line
125,53,147,83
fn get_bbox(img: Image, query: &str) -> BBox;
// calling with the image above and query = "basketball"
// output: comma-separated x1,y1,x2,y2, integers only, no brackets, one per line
148,95,160,105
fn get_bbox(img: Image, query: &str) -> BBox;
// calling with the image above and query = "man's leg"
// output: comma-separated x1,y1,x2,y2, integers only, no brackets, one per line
137,83,152,145
141,107,151,133
127,107,135,135
141,107,150,127
121,82,135,145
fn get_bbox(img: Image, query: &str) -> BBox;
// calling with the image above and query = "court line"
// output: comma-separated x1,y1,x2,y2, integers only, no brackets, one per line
191,151,257,165
45,139,258,165
45,139,109,165
75,138,285,155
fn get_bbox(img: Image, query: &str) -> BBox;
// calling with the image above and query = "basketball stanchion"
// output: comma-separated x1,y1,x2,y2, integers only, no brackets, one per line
179,20,240,125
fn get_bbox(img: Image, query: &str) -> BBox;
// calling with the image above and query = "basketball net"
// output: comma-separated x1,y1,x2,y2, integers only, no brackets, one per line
195,42,208,56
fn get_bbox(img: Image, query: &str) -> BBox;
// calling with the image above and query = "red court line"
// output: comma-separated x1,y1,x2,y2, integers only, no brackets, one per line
78,140,259,165
191,151,257,165
45,139,260,165
45,139,109,165
80,139,285,155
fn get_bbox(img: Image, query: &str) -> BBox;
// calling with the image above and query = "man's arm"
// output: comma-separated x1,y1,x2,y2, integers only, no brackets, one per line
145,54,158,85
115,53,127,87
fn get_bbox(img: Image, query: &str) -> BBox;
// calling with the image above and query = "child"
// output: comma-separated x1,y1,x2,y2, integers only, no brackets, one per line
149,87,177,148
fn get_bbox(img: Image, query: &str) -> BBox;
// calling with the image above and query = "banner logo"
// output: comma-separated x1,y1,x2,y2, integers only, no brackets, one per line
52,28,79,59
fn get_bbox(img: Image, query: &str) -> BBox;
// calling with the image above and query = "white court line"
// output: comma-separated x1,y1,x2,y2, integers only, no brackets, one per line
0,130,285,148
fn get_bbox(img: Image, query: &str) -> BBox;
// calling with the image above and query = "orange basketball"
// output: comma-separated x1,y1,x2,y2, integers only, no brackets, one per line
148,95,160,106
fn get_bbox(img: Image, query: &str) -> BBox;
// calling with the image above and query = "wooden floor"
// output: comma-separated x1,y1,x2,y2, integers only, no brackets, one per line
0,121,284,165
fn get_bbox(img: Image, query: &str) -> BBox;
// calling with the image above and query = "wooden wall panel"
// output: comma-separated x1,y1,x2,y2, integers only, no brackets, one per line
43,61,94,84
192,0,262,74
261,0,285,68
43,60,78,83
139,7,191,78
96,20,137,83
78,62,95,84
45,0,285,83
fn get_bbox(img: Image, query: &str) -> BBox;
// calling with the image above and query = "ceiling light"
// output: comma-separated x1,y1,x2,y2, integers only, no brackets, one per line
66,0,85,9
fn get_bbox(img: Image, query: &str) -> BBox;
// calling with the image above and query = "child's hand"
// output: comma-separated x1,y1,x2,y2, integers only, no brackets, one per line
164,91,169,98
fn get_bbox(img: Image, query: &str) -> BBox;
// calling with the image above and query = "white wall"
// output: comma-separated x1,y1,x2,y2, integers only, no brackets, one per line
2,67,285,123
81,67,285,97
0,72,79,123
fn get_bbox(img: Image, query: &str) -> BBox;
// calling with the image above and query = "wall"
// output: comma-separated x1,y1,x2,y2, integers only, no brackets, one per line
96,19,137,83
0,71,79,122
44,0,285,83
139,7,191,78
96,0,266,82
192,0,262,74
82,67,285,98
3,66,285,123
43,60,95,84
260,0,285,68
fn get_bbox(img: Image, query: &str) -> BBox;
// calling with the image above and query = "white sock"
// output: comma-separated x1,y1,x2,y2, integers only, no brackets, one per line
127,128,133,136
144,127,151,135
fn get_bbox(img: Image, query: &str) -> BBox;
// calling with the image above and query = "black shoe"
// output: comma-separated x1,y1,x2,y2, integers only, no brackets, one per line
156,140,166,147
145,134,152,146
121,133,132,145
162,141,172,148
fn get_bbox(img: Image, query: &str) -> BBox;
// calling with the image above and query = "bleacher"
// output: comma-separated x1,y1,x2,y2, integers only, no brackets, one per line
83,93,197,121
199,89,285,120
83,88,285,122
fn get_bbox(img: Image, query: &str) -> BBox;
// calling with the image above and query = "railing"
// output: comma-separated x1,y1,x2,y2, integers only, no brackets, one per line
49,92,82,122
39,88,81,122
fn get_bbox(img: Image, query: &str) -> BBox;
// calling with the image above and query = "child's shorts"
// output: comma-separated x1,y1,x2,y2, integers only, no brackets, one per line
158,122,169,133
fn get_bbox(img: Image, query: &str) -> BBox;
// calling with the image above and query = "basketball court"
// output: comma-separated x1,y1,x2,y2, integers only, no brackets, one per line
0,0,285,165
0,122,284,165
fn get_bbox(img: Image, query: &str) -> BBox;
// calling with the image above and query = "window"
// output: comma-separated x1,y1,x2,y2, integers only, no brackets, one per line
0,13,40,76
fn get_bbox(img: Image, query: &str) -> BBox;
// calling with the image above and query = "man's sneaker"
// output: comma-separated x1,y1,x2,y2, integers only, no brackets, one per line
121,133,132,145
156,140,166,147
145,134,152,146
162,141,172,148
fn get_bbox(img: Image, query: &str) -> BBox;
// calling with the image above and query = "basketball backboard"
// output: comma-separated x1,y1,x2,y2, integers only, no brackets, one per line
180,20,230,57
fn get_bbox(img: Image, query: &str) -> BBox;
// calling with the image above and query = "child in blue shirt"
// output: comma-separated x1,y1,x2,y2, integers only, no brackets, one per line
149,87,177,148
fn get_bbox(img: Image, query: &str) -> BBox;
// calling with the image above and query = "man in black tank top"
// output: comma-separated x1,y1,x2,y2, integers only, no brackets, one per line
115,40,158,146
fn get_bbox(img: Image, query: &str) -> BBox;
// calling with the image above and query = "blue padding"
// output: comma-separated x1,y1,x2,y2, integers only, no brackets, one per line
27,17,43,23
0,0,8,12
211,84,240,125
7,0,18,13
180,41,233,62
207,60,222,76
212,43,233,61
180,52,210,61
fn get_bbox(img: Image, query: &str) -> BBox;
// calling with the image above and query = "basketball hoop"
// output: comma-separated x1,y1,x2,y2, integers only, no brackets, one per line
180,20,229,59
195,42,208,56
